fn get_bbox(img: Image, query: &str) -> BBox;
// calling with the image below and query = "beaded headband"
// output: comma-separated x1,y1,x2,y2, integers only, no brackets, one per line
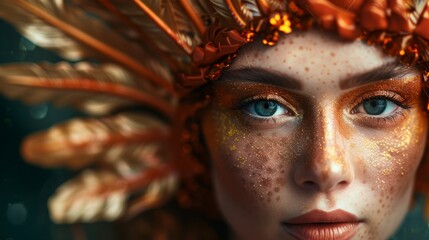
0,0,429,224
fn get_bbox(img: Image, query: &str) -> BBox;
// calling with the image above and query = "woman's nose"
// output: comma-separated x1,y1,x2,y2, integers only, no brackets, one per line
293,114,354,192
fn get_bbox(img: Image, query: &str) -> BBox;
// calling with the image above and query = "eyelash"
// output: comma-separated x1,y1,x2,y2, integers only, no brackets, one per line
350,91,412,126
238,91,413,128
238,95,294,126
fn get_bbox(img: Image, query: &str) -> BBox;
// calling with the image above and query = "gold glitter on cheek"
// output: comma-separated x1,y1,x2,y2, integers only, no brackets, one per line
359,112,427,194
203,109,299,206
217,113,250,165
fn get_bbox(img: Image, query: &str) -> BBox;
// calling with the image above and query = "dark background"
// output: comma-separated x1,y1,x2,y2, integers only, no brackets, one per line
0,20,115,239
0,19,428,240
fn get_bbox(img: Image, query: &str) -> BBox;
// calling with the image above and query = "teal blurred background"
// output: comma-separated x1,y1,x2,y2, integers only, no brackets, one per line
0,19,428,240
0,20,115,240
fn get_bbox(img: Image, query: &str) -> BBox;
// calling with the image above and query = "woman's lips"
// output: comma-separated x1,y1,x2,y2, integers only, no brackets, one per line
282,210,361,240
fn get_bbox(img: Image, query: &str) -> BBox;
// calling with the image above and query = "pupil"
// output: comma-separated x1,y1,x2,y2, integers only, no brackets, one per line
255,100,277,116
263,102,270,109
363,98,387,115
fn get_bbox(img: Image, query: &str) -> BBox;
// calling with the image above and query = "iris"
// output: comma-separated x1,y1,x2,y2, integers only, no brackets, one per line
363,98,388,115
246,100,283,117
255,100,278,116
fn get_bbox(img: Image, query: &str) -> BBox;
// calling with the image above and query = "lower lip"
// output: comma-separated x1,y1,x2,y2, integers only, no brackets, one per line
282,222,360,240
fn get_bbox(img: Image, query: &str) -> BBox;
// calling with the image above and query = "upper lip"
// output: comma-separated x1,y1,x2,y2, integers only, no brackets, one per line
284,209,360,224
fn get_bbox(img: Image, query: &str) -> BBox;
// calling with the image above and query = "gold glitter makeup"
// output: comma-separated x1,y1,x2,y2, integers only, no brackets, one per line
201,30,428,240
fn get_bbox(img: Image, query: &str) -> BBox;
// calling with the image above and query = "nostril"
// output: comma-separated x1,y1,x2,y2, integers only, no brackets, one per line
302,180,318,189
337,180,349,188
300,180,349,191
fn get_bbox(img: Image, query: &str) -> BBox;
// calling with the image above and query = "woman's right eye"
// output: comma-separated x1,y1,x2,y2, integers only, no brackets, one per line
244,99,288,118
235,94,297,128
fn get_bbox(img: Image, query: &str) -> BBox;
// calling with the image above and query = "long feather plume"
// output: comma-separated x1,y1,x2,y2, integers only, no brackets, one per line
405,0,428,25
134,0,193,55
0,0,174,93
73,0,200,70
209,0,274,26
178,0,207,35
126,173,177,219
0,62,175,117
21,112,170,169
209,0,236,23
0,1,82,60
241,0,261,20
72,0,179,69
49,165,177,223
159,0,200,47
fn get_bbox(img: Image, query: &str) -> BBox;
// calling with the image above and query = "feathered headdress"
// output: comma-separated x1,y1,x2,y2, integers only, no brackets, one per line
1,0,429,224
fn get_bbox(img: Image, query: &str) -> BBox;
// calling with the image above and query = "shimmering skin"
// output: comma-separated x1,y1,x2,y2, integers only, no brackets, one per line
201,30,428,240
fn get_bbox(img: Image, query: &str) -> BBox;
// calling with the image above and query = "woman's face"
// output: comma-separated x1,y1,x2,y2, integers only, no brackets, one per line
201,30,428,240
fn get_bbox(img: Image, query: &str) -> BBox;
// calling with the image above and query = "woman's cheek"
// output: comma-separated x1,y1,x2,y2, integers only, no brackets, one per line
361,113,426,192
204,111,296,208
352,112,427,231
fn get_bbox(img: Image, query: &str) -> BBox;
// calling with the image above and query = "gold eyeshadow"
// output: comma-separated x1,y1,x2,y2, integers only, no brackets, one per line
208,74,424,131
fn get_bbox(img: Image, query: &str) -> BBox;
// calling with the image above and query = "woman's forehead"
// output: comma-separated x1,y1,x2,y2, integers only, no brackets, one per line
231,30,398,91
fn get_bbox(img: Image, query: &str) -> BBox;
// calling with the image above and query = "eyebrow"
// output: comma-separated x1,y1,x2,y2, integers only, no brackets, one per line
219,67,303,90
339,62,420,89
219,62,420,91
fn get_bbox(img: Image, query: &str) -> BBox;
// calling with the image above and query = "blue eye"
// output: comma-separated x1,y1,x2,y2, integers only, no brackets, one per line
357,97,399,116
245,100,287,117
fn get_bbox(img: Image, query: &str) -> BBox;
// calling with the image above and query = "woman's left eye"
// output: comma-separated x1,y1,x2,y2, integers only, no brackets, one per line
355,97,399,116
244,100,287,117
